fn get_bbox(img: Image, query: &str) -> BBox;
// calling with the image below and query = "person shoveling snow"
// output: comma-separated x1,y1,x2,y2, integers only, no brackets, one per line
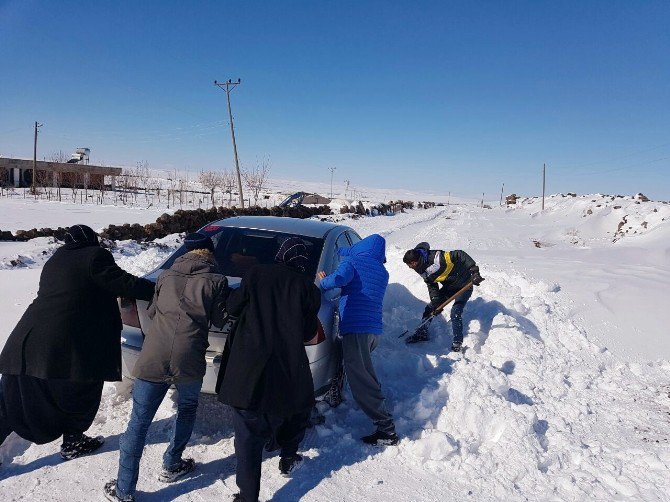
402,242,483,350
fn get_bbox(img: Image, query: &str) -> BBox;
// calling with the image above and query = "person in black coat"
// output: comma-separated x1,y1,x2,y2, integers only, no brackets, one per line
217,236,321,502
0,224,154,462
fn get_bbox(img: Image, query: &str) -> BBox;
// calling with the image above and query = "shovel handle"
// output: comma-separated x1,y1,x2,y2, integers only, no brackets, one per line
428,281,473,316
398,281,474,338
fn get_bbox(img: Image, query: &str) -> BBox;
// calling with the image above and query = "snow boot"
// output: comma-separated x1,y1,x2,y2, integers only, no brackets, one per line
279,454,303,477
361,429,399,446
158,458,195,483
405,324,429,344
103,480,135,502
321,368,345,408
450,341,463,352
60,433,105,461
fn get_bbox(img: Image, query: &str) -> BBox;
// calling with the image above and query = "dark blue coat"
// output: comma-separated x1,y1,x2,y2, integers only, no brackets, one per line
320,234,388,335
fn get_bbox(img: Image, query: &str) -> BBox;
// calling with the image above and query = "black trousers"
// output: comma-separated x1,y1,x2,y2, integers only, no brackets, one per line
0,375,103,446
231,407,310,502
0,413,12,446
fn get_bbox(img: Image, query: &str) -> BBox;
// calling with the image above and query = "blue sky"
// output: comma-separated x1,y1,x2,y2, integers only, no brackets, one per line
1,1,669,199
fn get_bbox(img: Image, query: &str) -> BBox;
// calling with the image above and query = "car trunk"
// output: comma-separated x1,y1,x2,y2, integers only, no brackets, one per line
121,270,242,354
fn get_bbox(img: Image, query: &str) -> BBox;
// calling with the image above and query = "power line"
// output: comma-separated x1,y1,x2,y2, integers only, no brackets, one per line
574,156,669,176
50,121,226,140
0,126,32,135
552,141,670,171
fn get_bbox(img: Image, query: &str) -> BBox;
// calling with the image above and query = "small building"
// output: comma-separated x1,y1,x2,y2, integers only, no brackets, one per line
0,157,122,189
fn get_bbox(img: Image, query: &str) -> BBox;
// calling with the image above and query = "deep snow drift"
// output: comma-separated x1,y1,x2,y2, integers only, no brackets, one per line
1,194,669,501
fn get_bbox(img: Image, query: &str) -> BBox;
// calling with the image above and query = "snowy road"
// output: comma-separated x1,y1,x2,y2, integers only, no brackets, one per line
1,200,669,501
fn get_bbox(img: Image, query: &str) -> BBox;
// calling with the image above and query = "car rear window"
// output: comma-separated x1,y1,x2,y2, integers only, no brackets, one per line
162,226,325,278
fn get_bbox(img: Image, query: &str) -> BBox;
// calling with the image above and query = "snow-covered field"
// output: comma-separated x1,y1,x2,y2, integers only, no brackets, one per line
1,193,669,501
0,196,168,233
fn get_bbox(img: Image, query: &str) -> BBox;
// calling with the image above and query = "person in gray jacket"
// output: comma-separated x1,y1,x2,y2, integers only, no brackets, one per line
104,233,229,502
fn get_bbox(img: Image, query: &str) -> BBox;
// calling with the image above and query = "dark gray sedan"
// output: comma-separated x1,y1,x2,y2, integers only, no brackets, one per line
119,216,362,395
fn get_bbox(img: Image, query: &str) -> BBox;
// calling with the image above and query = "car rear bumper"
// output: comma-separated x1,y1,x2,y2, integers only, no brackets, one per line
121,344,334,396
121,343,222,394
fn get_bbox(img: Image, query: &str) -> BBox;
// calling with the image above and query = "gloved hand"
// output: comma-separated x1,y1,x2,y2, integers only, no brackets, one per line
470,266,484,286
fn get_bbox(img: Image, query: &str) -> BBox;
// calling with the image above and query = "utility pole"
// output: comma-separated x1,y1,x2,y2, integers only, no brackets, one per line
32,121,43,195
500,182,505,206
344,179,350,199
329,167,336,198
214,79,244,208
542,163,546,210
448,191,450,205
481,192,485,208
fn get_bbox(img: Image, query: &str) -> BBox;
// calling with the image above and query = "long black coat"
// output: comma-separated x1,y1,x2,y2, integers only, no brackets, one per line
0,242,154,381
217,263,321,418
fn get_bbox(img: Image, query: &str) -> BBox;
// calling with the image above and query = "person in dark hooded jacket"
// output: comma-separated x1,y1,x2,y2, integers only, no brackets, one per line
217,236,321,502
0,224,154,462
318,234,398,446
104,233,229,502
402,242,484,349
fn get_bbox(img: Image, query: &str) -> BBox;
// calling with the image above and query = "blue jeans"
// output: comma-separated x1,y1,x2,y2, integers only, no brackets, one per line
424,286,473,344
116,378,202,498
450,287,473,344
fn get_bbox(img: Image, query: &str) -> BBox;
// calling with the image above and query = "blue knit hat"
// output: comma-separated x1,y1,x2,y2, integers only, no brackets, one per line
184,232,215,252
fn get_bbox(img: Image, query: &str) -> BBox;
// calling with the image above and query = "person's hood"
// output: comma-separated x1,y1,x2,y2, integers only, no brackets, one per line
415,242,430,253
338,234,386,263
171,252,219,275
414,242,430,265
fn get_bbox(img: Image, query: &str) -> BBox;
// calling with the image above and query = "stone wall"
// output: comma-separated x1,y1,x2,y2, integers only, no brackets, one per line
0,204,332,242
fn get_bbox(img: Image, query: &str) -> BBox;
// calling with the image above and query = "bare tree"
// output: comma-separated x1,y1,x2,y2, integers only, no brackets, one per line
242,158,271,206
134,160,151,203
120,168,138,205
221,169,236,207
70,170,86,203
145,175,161,205
33,151,66,200
199,170,223,207
49,150,69,163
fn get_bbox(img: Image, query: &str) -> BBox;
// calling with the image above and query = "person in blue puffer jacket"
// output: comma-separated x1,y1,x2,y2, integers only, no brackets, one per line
317,234,398,446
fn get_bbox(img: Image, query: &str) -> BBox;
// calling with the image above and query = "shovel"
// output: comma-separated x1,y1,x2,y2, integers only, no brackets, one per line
398,281,474,338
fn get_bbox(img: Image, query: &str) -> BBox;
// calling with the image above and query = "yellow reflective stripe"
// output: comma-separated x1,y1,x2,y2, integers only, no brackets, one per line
435,251,454,282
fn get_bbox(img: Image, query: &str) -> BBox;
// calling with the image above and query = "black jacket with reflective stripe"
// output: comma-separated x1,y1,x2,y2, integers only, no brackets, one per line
414,243,476,304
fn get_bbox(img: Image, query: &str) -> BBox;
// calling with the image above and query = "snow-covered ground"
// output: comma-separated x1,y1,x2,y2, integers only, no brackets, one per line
0,196,167,233
1,193,669,501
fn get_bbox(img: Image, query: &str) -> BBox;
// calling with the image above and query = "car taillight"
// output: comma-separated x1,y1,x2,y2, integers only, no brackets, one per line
119,297,141,328
305,319,326,346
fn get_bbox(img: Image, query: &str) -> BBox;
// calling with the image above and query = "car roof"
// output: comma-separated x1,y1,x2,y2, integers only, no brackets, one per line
206,216,350,239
